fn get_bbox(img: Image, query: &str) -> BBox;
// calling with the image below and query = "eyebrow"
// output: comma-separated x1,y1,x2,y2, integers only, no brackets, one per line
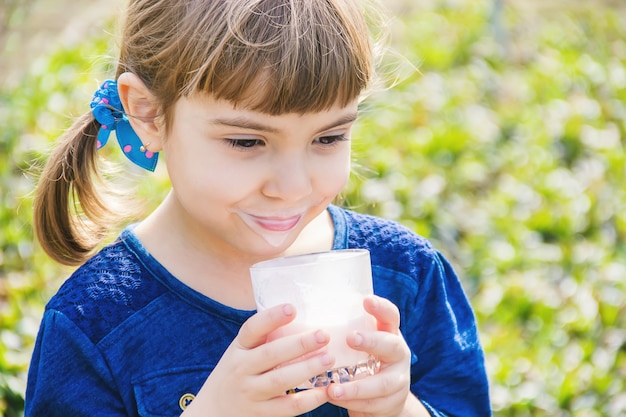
209,112,359,134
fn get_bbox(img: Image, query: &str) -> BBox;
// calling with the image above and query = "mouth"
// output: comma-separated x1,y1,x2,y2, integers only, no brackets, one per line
234,211,305,248
248,214,302,232
236,210,304,233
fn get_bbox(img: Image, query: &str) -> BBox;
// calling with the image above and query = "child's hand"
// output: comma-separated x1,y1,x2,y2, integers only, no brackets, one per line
327,295,427,417
184,304,334,417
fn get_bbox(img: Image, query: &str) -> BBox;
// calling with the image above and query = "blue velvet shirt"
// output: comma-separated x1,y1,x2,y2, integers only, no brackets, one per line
26,205,491,416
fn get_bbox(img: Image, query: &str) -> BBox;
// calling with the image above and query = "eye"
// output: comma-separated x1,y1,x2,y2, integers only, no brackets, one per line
226,138,265,149
315,134,348,146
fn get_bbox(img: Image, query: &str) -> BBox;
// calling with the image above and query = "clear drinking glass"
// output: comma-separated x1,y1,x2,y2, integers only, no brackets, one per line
250,249,379,390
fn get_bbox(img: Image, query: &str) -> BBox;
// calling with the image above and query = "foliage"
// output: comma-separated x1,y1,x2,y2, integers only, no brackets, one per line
0,13,116,415
0,0,625,416
347,1,626,415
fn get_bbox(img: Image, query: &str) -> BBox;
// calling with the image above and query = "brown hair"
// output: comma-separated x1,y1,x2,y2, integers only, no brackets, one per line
34,0,379,265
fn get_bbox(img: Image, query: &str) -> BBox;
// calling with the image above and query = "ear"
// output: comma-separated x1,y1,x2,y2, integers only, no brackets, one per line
117,72,164,152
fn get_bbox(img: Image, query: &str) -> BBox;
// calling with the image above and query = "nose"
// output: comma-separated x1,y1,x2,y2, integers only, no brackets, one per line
262,153,313,201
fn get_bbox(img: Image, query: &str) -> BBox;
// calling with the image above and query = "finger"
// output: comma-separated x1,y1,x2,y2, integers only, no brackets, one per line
327,372,408,407
329,391,404,415
250,329,333,375
347,330,410,364
364,295,400,334
236,304,297,350
258,349,335,395
262,385,330,417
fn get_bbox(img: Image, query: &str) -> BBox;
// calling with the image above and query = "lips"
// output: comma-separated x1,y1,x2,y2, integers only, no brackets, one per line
236,211,304,234
252,215,302,232
234,210,305,248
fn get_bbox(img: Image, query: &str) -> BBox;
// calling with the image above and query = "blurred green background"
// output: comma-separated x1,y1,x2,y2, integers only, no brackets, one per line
1,0,625,416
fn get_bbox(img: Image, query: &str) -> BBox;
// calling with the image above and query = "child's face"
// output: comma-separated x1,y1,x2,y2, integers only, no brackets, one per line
161,94,358,257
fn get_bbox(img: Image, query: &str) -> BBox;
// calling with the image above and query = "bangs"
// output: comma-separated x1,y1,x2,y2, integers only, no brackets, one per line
181,0,372,114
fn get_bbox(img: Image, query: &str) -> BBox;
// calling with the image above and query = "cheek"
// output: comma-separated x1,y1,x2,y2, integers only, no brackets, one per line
313,151,351,196
163,142,237,199
168,155,251,200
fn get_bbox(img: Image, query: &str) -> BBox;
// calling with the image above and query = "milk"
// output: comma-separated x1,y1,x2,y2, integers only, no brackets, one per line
268,312,377,367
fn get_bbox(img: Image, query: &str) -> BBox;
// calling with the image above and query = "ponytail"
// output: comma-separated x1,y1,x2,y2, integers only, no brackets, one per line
33,112,120,266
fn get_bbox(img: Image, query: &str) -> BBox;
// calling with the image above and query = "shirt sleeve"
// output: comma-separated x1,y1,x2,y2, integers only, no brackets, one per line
405,251,491,417
25,309,128,417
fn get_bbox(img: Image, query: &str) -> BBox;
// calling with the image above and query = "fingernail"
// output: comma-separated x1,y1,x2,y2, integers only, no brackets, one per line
353,332,364,347
332,385,345,398
282,304,294,316
315,330,328,344
320,353,333,366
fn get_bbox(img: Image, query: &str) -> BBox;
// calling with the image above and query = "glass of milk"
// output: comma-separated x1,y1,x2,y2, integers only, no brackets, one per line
250,249,379,391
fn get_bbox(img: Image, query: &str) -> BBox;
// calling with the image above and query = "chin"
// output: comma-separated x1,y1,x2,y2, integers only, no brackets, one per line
246,237,295,261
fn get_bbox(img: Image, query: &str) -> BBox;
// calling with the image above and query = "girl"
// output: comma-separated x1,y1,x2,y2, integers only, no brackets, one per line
26,0,491,416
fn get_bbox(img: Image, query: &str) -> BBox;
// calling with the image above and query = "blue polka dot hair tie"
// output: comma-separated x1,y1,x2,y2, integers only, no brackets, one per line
90,79,158,172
